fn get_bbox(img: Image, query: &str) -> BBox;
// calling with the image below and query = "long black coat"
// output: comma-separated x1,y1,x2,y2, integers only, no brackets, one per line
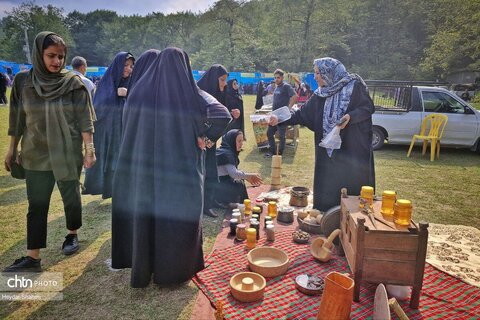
111,48,229,287
225,81,245,136
286,81,375,211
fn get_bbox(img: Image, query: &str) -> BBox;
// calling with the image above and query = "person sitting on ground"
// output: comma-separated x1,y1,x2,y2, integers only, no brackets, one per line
215,129,262,207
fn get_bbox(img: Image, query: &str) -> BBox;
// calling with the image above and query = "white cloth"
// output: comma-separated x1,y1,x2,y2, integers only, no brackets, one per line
72,70,96,98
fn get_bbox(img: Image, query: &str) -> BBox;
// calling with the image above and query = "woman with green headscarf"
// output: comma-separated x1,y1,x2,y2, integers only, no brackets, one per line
3,31,96,272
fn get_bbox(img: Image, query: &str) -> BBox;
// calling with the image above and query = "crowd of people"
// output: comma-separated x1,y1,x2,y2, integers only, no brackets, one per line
3,31,375,288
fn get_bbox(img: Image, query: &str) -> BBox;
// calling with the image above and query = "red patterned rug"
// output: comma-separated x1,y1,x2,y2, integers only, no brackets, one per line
193,230,480,319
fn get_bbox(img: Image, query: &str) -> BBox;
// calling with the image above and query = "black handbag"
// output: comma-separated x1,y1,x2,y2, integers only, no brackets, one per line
10,157,25,179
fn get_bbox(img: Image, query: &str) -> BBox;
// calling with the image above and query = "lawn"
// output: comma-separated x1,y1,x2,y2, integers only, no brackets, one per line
0,92,479,319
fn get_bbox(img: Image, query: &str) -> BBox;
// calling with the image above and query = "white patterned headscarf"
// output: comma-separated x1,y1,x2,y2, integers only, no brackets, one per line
313,57,366,157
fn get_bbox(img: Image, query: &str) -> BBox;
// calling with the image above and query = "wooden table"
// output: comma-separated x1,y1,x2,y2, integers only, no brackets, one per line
339,196,429,309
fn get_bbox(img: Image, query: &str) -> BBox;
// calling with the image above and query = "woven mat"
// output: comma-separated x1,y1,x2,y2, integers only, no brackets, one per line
426,223,480,288
193,230,480,320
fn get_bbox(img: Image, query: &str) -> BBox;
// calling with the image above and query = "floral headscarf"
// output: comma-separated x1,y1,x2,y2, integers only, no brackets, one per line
313,57,366,157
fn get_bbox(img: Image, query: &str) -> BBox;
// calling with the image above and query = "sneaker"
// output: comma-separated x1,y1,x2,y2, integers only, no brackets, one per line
3,256,42,272
62,234,79,256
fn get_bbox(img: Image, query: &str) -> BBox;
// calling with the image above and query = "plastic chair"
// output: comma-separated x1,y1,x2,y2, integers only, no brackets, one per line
407,113,448,161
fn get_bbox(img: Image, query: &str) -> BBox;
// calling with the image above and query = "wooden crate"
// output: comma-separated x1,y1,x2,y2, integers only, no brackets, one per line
339,196,429,309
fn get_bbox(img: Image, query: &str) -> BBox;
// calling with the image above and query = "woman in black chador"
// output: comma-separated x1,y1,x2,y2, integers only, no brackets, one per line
271,57,375,211
197,64,237,217
83,51,134,199
215,129,262,206
225,79,245,137
255,80,265,110
111,48,230,287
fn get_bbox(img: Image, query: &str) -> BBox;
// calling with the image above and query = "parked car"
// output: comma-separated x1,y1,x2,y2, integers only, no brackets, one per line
368,81,480,152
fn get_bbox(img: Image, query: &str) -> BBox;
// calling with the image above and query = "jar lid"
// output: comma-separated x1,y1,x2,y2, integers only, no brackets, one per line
237,224,246,228
268,201,276,205
232,212,241,216
396,199,412,207
266,224,275,229
244,199,251,204
383,190,396,196
251,220,259,226
232,209,240,213
361,186,374,193
266,221,274,225
230,218,238,223
253,207,261,213
246,228,256,234
265,216,272,220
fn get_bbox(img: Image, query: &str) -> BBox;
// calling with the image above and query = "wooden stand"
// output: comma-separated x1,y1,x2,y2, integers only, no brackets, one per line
339,196,429,309
271,155,282,190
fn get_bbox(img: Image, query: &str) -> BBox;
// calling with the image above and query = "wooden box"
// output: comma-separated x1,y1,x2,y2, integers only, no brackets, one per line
339,196,429,309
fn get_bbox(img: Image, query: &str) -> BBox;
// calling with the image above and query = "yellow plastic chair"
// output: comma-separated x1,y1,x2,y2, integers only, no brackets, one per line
407,113,448,161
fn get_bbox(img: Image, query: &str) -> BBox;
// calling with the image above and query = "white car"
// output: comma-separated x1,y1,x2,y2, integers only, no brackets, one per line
371,85,480,152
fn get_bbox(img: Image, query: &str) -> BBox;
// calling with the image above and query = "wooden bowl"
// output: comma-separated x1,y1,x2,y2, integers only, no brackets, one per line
295,274,324,295
230,272,266,302
247,247,290,278
297,216,322,234
292,230,311,244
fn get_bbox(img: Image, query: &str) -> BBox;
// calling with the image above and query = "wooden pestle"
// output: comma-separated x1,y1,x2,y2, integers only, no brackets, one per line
323,229,341,250
388,298,410,320
313,229,341,262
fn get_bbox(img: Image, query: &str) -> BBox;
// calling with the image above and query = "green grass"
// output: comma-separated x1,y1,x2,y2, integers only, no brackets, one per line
1,93,479,319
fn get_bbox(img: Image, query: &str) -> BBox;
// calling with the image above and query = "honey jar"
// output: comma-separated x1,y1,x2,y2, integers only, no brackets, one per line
266,224,275,241
360,186,374,208
236,224,247,241
267,201,277,218
394,199,413,226
253,206,262,216
246,228,256,249
244,199,252,215
381,190,396,216
255,199,264,213
264,216,272,228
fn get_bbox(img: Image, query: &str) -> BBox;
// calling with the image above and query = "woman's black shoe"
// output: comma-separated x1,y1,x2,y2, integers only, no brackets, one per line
214,201,229,209
204,208,219,218
3,256,42,272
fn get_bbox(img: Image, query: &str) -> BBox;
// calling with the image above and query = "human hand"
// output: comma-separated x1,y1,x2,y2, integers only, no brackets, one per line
197,137,206,150
117,87,128,97
4,149,16,172
84,153,96,169
269,115,279,126
247,174,263,186
231,109,240,119
337,114,350,129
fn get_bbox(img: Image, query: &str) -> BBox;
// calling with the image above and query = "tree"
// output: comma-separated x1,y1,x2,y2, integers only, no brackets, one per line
0,1,73,63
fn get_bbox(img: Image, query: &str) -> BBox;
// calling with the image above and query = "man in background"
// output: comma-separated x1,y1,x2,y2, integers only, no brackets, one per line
266,69,297,157
71,56,96,98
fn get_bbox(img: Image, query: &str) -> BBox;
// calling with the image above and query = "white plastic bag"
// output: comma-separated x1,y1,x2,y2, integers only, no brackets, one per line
271,106,291,123
319,127,342,149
